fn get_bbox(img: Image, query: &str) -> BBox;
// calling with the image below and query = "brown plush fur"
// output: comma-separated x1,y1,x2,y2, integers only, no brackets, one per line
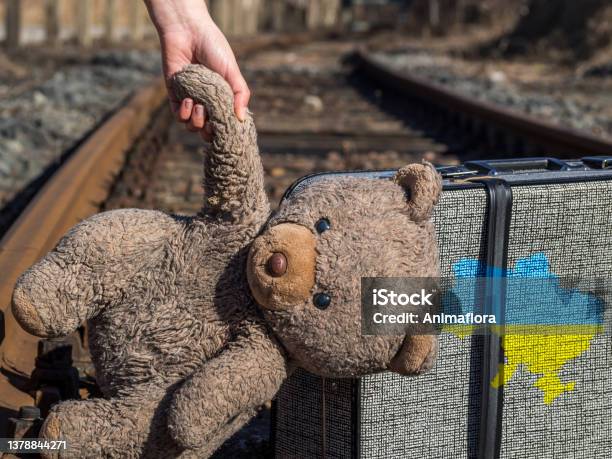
11,65,442,458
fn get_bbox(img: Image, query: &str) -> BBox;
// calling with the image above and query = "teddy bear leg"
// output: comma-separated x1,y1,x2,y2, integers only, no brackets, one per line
39,386,180,459
168,330,289,451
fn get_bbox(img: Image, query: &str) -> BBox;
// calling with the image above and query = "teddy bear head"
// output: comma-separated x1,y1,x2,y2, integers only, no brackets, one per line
247,163,442,377
172,64,443,378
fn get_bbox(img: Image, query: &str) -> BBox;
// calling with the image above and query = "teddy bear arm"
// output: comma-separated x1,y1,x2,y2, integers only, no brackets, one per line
167,328,289,450
171,65,270,224
12,209,178,338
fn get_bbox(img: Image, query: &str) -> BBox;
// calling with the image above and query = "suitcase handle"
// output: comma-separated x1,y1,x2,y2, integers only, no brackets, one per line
464,157,571,176
582,156,612,169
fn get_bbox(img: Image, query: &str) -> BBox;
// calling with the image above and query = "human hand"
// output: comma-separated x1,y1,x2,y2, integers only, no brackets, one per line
145,0,250,140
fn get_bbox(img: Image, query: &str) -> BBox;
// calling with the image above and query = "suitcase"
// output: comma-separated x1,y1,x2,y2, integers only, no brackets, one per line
272,157,612,458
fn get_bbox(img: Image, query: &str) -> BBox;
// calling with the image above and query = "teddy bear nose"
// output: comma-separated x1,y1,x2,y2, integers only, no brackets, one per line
267,253,287,277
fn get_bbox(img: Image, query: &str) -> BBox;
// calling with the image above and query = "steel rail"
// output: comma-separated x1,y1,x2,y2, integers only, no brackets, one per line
353,51,612,157
0,79,167,381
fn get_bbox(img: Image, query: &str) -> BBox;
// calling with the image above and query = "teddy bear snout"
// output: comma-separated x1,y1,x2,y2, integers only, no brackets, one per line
247,223,317,311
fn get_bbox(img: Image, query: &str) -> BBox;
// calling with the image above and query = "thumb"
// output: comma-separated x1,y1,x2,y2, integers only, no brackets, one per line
226,67,251,122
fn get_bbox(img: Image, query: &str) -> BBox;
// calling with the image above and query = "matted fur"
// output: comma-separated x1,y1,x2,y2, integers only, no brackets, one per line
11,65,441,458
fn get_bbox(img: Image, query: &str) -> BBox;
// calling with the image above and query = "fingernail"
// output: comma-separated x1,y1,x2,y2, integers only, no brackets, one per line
195,105,203,115
237,107,246,121
185,99,193,108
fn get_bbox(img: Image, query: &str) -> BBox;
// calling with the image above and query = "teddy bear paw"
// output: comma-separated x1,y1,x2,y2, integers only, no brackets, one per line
38,412,63,459
12,284,49,337
389,334,438,376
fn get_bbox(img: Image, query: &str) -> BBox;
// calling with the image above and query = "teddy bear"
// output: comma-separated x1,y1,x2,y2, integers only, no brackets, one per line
11,65,442,458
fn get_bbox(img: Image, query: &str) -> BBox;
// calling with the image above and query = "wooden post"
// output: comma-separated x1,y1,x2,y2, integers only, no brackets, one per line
128,0,144,42
5,0,21,50
104,0,117,43
429,0,440,30
76,0,93,47
321,0,340,28
307,0,321,30
455,0,465,26
231,0,243,37
45,0,60,45
210,0,231,35
271,0,285,31
243,0,260,35
258,0,271,31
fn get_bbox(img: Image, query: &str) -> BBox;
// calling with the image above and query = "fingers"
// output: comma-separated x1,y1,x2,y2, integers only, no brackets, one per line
174,61,250,139
234,88,250,122
177,99,212,141
189,105,213,142
226,67,251,121
187,104,205,131
178,98,194,123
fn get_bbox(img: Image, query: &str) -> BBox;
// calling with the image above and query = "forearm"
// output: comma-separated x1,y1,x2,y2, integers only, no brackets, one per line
143,0,212,36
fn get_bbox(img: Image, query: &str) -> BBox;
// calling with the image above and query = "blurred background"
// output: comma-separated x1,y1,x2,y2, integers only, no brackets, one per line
0,0,610,58
1,0,610,219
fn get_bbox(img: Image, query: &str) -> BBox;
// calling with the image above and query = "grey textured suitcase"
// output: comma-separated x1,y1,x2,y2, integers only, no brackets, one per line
272,157,612,458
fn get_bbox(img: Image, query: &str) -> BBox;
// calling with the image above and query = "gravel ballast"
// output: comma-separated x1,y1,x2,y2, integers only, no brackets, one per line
0,50,161,218
373,50,612,141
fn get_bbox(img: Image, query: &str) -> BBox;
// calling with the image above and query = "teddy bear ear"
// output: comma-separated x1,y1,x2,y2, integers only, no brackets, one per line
394,161,442,222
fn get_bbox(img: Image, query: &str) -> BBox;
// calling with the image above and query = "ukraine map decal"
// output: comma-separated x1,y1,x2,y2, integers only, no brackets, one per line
444,253,605,405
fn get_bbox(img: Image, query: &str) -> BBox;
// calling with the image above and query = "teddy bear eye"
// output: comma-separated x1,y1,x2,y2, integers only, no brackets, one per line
313,293,332,310
315,218,331,234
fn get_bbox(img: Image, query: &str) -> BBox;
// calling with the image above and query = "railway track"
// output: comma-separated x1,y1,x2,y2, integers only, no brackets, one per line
353,50,612,159
0,34,610,454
